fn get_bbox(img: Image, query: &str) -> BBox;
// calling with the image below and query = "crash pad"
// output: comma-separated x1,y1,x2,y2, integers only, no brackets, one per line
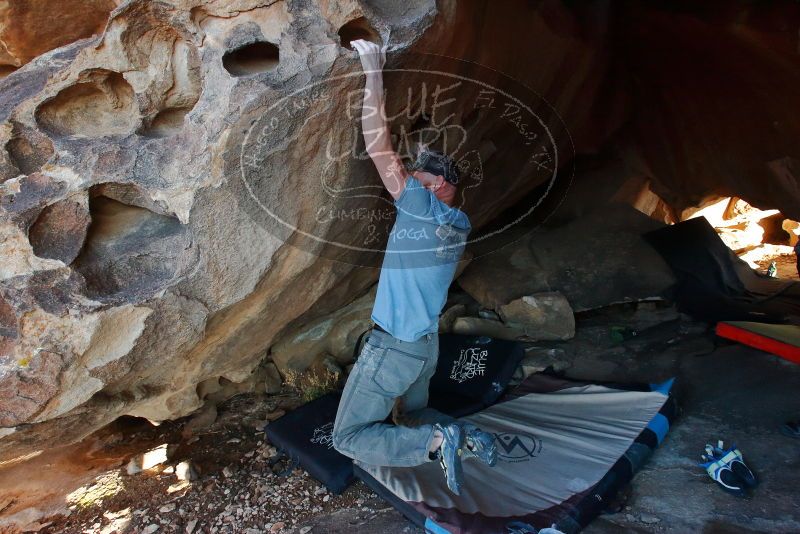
264,392,353,493
428,333,525,417
716,321,800,364
265,333,525,493
355,373,677,534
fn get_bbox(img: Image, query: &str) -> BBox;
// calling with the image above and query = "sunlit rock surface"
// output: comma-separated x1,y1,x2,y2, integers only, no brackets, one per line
2,0,800,469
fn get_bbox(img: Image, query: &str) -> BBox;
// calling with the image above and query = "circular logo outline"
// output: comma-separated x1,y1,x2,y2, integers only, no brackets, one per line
236,53,575,259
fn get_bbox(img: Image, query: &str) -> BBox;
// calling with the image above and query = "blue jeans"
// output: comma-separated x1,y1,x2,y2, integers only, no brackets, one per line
332,328,443,467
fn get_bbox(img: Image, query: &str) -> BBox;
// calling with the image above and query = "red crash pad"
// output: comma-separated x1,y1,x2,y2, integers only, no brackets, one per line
716,321,800,364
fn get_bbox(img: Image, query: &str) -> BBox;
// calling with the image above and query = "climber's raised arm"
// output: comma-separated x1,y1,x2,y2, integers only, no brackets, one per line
351,39,407,200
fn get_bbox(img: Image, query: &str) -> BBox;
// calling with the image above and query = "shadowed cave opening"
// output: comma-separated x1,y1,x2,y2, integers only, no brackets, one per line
34,70,138,138
222,41,280,77
72,184,192,303
338,17,382,50
138,107,192,138
5,123,54,175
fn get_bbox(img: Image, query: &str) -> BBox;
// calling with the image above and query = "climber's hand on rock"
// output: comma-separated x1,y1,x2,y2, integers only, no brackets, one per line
351,39,386,73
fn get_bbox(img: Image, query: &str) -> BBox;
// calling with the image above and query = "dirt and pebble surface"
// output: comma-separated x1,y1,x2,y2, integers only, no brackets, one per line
16,300,800,533
31,302,709,534
35,393,413,534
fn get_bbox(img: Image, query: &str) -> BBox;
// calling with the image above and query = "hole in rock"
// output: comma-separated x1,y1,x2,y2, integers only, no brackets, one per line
758,212,790,246
222,41,280,77
189,6,208,27
89,182,171,215
338,17,382,50
34,70,138,138
684,196,799,279
72,185,192,303
109,415,157,433
138,107,191,138
6,125,54,175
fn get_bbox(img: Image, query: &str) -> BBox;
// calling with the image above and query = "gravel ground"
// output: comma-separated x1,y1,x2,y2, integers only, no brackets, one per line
23,300,800,533
37,393,395,534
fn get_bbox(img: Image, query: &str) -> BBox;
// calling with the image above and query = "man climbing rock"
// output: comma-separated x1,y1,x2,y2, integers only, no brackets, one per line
331,39,497,495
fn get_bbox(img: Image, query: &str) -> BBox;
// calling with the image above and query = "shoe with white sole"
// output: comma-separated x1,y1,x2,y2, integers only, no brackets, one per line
433,422,466,495
463,424,497,467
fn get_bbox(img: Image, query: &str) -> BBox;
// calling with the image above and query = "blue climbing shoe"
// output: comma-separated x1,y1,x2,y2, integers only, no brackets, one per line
434,422,466,495
699,452,747,497
699,440,756,497
463,424,498,467
708,441,758,489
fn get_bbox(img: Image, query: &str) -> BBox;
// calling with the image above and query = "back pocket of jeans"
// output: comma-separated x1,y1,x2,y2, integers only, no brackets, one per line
370,350,427,397
357,342,387,374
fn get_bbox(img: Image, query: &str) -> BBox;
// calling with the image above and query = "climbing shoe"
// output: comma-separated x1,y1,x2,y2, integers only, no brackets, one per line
433,422,466,495
699,440,756,496
463,424,498,467
708,441,758,489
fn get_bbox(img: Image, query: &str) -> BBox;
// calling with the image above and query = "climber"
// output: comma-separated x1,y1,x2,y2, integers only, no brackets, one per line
331,39,497,495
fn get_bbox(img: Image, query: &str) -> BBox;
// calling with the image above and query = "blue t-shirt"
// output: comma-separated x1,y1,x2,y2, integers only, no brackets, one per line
371,176,471,341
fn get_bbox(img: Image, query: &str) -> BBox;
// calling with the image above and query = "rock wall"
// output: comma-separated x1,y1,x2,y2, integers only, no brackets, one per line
2,0,800,464
0,0,613,461
611,0,800,221
0,0,121,77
